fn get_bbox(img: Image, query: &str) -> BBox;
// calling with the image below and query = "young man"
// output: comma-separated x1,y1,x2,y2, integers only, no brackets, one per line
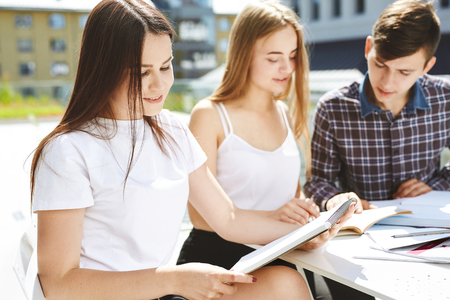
304,1,449,299
305,0,450,213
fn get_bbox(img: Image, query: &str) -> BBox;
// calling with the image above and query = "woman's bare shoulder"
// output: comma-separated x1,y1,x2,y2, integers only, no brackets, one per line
192,98,217,112
189,99,223,131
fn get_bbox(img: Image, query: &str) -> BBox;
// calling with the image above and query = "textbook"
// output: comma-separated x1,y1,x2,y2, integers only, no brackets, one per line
231,198,355,274
336,206,412,236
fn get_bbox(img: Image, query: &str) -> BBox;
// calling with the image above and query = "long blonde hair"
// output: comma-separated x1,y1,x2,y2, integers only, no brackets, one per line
209,0,311,173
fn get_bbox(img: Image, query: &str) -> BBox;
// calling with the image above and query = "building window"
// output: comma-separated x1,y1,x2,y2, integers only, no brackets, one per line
293,0,300,16
333,0,341,17
442,0,449,8
218,18,231,32
20,87,36,98
50,62,69,77
53,86,64,99
192,0,211,7
179,21,208,42
49,13,66,29
50,38,67,52
312,0,320,20
79,14,89,29
18,39,33,52
356,0,365,14
19,62,35,77
15,15,32,28
219,38,229,53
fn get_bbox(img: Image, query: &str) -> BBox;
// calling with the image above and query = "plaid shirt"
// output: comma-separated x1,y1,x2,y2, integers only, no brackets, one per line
304,73,450,209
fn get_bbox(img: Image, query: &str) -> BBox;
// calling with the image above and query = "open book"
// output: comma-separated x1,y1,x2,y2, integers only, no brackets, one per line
336,206,412,236
231,198,355,273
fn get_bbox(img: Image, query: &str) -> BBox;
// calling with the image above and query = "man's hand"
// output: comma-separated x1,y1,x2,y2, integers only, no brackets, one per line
268,197,320,225
393,178,432,199
325,192,377,213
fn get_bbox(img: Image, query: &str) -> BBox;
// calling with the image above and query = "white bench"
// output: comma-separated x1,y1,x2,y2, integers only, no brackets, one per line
13,223,46,300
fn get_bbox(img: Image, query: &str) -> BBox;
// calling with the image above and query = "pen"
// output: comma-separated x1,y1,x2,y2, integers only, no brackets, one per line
392,229,450,238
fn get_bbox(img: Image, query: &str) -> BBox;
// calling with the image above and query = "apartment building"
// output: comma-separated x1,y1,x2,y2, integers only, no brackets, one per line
214,13,235,66
163,0,217,79
0,1,102,102
299,0,450,74
212,0,449,75
212,0,297,66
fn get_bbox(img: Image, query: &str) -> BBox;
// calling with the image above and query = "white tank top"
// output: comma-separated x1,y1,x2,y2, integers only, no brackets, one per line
214,101,301,211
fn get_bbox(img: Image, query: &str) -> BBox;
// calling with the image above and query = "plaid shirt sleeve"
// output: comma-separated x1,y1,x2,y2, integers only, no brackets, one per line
304,96,342,209
422,77,450,191
426,142,450,190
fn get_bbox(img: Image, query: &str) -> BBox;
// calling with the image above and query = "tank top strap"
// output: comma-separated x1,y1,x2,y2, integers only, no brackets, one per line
218,103,234,134
277,100,291,131
213,102,233,136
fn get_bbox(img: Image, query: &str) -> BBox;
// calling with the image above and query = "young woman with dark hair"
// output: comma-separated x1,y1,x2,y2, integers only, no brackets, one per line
30,1,355,299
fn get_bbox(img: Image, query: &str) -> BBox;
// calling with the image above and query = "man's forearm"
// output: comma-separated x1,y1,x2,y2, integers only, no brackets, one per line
304,178,342,210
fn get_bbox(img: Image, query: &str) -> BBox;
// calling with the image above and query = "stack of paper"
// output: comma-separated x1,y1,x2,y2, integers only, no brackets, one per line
355,237,450,264
352,192,450,263
366,226,450,250
371,191,450,228
353,225,450,263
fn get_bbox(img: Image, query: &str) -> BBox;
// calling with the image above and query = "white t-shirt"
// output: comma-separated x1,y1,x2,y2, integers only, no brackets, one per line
33,110,207,271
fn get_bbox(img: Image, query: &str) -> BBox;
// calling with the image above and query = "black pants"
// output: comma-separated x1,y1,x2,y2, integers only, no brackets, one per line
154,296,187,300
156,296,188,300
178,228,375,300
175,228,320,298
154,278,374,300
176,227,296,270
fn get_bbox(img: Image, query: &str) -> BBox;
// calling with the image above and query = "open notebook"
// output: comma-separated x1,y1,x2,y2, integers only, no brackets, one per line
231,198,355,273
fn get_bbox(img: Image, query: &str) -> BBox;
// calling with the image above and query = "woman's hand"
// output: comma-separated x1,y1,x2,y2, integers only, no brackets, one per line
171,263,255,300
268,197,320,225
325,192,377,213
298,200,357,250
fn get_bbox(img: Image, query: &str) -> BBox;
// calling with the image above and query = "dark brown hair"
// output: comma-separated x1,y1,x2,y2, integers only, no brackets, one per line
30,0,175,202
372,0,440,63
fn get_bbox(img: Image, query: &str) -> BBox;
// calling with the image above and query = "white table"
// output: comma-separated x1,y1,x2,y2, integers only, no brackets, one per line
280,233,450,300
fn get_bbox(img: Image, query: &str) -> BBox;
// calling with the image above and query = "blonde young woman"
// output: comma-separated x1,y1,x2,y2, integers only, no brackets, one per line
177,0,358,292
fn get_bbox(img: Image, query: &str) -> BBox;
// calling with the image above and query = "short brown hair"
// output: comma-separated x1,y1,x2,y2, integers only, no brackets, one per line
372,0,440,62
